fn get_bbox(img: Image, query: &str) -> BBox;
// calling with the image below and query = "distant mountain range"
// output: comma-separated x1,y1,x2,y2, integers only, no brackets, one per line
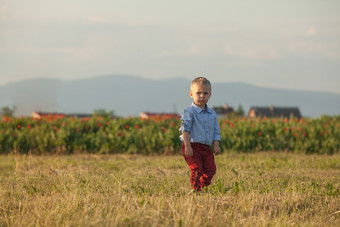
0,75,339,118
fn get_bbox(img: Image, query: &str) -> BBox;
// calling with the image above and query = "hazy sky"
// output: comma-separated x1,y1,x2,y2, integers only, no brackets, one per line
1,0,339,93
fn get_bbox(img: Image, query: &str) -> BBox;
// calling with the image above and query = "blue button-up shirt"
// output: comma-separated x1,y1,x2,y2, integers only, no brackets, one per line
179,103,221,146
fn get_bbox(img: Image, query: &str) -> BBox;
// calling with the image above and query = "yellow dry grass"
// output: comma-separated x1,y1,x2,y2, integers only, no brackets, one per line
0,152,339,226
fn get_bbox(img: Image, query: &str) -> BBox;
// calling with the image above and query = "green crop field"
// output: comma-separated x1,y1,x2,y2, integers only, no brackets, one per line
0,152,339,226
0,115,339,154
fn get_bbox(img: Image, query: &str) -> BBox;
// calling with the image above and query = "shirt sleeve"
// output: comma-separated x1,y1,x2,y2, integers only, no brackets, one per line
213,117,221,141
179,109,193,133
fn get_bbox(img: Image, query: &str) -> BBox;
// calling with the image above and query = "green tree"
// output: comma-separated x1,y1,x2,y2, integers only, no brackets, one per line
235,104,245,117
1,105,16,117
93,108,115,119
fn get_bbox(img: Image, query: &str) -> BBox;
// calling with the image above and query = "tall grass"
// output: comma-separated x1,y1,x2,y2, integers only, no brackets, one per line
0,152,339,226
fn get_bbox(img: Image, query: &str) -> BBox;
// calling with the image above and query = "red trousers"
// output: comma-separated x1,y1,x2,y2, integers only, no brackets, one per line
182,142,216,191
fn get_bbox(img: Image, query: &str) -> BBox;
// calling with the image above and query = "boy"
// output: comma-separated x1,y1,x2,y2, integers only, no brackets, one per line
179,77,221,192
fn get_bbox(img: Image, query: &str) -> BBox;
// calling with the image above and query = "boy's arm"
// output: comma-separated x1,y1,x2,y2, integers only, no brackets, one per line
213,140,221,155
213,115,221,155
182,131,193,157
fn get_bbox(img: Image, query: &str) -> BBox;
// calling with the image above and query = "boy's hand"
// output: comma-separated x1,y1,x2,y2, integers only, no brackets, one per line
185,145,193,157
213,140,221,155
214,145,221,155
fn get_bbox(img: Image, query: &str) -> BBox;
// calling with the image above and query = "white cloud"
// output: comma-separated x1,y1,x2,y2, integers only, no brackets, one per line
157,43,204,57
0,4,8,13
88,16,109,23
56,47,95,61
224,43,281,60
327,51,339,60
288,42,323,54
224,44,233,55
189,45,200,55
244,48,280,60
0,4,9,20
306,26,317,36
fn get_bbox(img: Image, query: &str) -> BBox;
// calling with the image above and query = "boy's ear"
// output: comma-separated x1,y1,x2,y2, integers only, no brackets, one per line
189,90,193,98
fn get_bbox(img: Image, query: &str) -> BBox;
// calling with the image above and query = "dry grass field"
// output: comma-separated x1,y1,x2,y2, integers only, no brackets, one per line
0,152,339,226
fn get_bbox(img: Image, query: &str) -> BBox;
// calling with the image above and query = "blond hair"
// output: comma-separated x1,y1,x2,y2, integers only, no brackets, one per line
191,77,211,90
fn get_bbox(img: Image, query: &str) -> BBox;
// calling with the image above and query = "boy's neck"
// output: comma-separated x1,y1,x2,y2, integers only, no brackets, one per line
194,102,206,110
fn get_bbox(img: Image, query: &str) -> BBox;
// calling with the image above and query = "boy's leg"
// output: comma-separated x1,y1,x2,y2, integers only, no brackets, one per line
182,143,203,191
200,147,216,189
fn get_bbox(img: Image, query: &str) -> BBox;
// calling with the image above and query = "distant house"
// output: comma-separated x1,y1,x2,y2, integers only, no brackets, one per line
139,112,180,119
248,106,302,119
32,112,93,119
32,112,65,119
67,113,93,118
211,104,234,118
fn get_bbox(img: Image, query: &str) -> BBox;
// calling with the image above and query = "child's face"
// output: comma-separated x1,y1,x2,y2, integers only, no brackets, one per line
189,83,211,109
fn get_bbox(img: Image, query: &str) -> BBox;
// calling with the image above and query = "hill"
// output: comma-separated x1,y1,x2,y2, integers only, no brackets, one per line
0,75,339,117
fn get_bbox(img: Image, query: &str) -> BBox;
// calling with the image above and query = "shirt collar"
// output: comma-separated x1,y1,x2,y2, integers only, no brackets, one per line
191,102,213,113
